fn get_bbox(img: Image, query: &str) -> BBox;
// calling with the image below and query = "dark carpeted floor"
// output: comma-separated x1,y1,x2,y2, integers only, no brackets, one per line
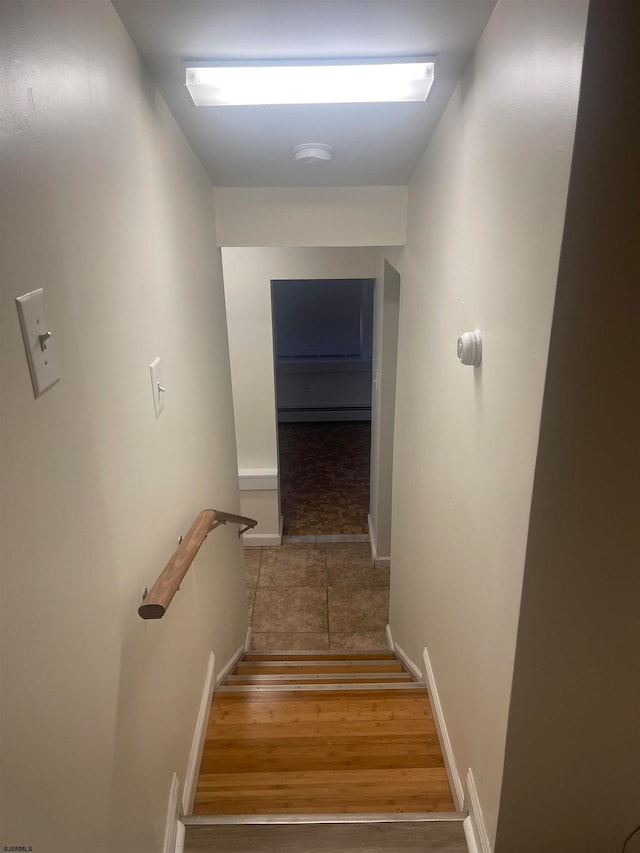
278,421,371,535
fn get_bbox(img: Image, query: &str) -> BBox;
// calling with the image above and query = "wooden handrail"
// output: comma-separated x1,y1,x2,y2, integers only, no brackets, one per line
138,509,257,620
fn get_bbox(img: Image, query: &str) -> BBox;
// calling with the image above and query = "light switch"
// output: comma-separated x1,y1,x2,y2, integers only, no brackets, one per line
15,288,60,398
149,356,165,417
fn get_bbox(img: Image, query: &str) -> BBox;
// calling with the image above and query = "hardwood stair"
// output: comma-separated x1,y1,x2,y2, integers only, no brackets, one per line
184,650,468,852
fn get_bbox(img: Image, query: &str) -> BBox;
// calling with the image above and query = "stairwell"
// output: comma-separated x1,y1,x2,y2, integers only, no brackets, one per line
182,650,467,852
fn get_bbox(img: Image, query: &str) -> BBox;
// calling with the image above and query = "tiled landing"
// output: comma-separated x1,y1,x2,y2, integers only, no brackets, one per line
244,542,390,651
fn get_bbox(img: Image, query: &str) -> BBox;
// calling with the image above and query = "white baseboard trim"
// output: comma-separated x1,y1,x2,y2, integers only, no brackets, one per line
182,652,215,815
463,817,479,853
368,513,391,568
393,642,423,682
367,514,377,565
466,768,492,853
245,626,252,651
175,820,185,853
385,623,394,651
216,643,245,687
241,532,282,546
422,646,464,811
163,772,181,853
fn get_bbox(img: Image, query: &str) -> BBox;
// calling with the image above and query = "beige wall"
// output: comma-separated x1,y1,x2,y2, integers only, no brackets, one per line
388,1,588,846
496,3,640,850
369,250,403,561
0,2,245,851
214,186,407,247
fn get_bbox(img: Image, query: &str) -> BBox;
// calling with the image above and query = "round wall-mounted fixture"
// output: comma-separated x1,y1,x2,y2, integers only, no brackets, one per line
457,330,482,367
292,143,333,165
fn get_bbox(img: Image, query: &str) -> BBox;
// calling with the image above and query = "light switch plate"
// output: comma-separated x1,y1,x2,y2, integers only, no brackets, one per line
149,356,164,417
15,288,60,398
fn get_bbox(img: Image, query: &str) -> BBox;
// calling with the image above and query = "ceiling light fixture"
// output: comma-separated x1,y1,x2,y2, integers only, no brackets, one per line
185,59,435,107
292,143,333,165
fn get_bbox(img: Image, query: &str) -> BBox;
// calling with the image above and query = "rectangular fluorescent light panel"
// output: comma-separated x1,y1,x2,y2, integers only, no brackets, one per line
185,61,435,106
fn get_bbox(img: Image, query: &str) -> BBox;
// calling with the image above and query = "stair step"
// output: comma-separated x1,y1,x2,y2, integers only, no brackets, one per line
217,682,427,693
227,673,412,683
243,651,397,661
237,658,400,667
184,813,467,824
234,661,404,677
182,814,467,852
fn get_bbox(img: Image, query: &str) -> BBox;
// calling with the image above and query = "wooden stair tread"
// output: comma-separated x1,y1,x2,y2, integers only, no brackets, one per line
206,720,438,739
227,671,411,680
243,651,398,661
209,694,434,721
199,740,448,773
217,685,426,695
227,675,413,684
234,663,405,675
194,765,455,812
216,688,428,701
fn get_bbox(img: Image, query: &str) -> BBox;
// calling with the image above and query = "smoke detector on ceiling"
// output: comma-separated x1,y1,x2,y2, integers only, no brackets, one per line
292,143,333,165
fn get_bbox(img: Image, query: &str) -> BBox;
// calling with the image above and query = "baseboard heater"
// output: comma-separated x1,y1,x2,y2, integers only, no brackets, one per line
278,406,371,423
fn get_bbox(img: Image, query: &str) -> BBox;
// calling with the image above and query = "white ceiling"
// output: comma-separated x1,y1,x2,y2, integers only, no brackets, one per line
112,0,496,187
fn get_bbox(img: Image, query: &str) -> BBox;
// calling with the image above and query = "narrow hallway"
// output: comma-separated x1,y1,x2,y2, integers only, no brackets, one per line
5,0,626,850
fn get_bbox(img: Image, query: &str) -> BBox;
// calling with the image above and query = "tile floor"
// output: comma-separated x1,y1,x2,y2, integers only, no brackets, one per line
244,542,390,651
278,422,371,535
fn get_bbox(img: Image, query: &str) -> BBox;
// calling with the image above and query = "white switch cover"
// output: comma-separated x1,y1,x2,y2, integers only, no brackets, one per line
149,357,165,417
15,288,60,398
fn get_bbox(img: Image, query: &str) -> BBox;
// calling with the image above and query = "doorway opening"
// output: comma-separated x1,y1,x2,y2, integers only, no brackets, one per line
271,278,374,535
